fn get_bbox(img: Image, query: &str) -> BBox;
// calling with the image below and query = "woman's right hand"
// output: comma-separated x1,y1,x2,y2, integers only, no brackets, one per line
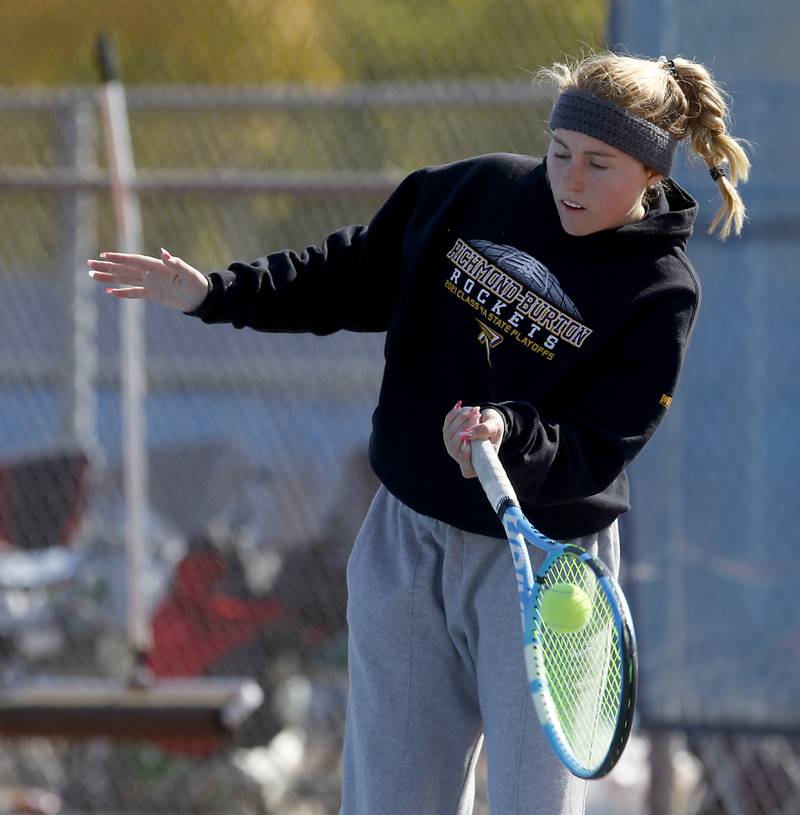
87,248,210,312
443,401,505,479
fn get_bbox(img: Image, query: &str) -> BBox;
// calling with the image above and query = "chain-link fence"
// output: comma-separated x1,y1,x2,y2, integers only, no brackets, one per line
1,1,799,813
0,12,584,810
612,2,800,814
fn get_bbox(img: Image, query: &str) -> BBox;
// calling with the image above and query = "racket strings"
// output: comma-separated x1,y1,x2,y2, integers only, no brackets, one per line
533,555,623,770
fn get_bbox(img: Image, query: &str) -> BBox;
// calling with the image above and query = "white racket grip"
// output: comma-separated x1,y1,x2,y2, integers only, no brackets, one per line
472,439,520,516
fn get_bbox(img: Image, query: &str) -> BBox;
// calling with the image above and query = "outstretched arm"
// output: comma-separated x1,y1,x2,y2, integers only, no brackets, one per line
88,168,425,336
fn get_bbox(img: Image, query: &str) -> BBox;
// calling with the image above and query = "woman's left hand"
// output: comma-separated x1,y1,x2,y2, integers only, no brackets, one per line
443,401,505,479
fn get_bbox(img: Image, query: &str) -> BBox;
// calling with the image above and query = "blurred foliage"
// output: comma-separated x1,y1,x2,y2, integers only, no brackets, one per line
0,0,607,85
0,0,607,274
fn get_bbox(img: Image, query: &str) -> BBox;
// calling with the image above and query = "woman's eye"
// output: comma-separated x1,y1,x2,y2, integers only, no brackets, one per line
553,153,569,160
590,162,608,170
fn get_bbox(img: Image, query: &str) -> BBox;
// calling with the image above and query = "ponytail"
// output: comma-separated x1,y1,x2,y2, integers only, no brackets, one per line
668,57,750,239
539,52,751,239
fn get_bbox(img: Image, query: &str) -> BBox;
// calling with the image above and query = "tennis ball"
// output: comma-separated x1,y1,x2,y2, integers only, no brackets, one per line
539,582,592,633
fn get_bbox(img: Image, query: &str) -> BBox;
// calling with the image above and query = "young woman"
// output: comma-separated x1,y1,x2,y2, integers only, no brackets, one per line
89,52,748,815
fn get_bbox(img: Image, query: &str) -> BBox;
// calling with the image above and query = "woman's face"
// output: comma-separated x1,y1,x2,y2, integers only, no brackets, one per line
546,128,664,237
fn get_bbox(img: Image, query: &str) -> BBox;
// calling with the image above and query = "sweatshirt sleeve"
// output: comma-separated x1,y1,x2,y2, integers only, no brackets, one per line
187,169,423,334
484,285,698,507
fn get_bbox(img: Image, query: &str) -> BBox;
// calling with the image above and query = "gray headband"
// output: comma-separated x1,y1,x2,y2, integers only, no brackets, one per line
548,88,678,176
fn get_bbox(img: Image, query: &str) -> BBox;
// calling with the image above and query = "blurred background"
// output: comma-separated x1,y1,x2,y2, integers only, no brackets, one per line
0,1,797,813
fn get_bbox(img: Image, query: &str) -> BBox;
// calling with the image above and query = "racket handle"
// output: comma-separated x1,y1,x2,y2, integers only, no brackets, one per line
472,439,520,517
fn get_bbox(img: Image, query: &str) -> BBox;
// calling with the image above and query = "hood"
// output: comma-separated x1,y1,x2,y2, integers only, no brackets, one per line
620,178,698,246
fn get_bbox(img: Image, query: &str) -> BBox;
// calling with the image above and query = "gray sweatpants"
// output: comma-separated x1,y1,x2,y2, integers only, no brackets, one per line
340,486,620,815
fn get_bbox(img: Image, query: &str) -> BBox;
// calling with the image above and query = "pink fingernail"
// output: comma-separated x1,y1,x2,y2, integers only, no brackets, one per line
455,400,462,410
161,248,172,259
459,431,473,441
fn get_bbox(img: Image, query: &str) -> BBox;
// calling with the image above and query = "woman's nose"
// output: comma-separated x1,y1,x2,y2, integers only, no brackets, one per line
565,160,584,190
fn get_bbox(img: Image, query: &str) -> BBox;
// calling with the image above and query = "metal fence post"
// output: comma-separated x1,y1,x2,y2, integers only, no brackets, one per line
648,731,674,815
58,98,99,455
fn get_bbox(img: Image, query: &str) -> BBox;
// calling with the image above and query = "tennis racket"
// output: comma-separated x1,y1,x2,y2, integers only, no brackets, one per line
471,439,637,779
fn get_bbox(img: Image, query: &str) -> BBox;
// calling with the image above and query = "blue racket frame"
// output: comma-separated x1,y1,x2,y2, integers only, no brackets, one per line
503,506,637,778
473,440,638,779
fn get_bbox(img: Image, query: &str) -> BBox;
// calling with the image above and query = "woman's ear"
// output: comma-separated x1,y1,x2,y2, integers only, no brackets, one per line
645,168,665,187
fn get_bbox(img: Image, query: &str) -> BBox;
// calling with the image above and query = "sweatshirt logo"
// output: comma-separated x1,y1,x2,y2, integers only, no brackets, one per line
445,238,593,363
475,319,503,364
469,240,583,320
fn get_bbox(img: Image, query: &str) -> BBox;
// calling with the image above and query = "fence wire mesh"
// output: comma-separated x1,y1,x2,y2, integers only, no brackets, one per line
0,1,798,814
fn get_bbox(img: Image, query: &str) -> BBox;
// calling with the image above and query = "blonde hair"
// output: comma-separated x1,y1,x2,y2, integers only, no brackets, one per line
538,53,750,240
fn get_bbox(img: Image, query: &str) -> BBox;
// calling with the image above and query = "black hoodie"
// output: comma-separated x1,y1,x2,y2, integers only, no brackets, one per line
190,153,700,540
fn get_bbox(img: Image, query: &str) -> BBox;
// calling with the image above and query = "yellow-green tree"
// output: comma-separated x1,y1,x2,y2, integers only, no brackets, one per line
0,0,606,85
0,0,607,272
